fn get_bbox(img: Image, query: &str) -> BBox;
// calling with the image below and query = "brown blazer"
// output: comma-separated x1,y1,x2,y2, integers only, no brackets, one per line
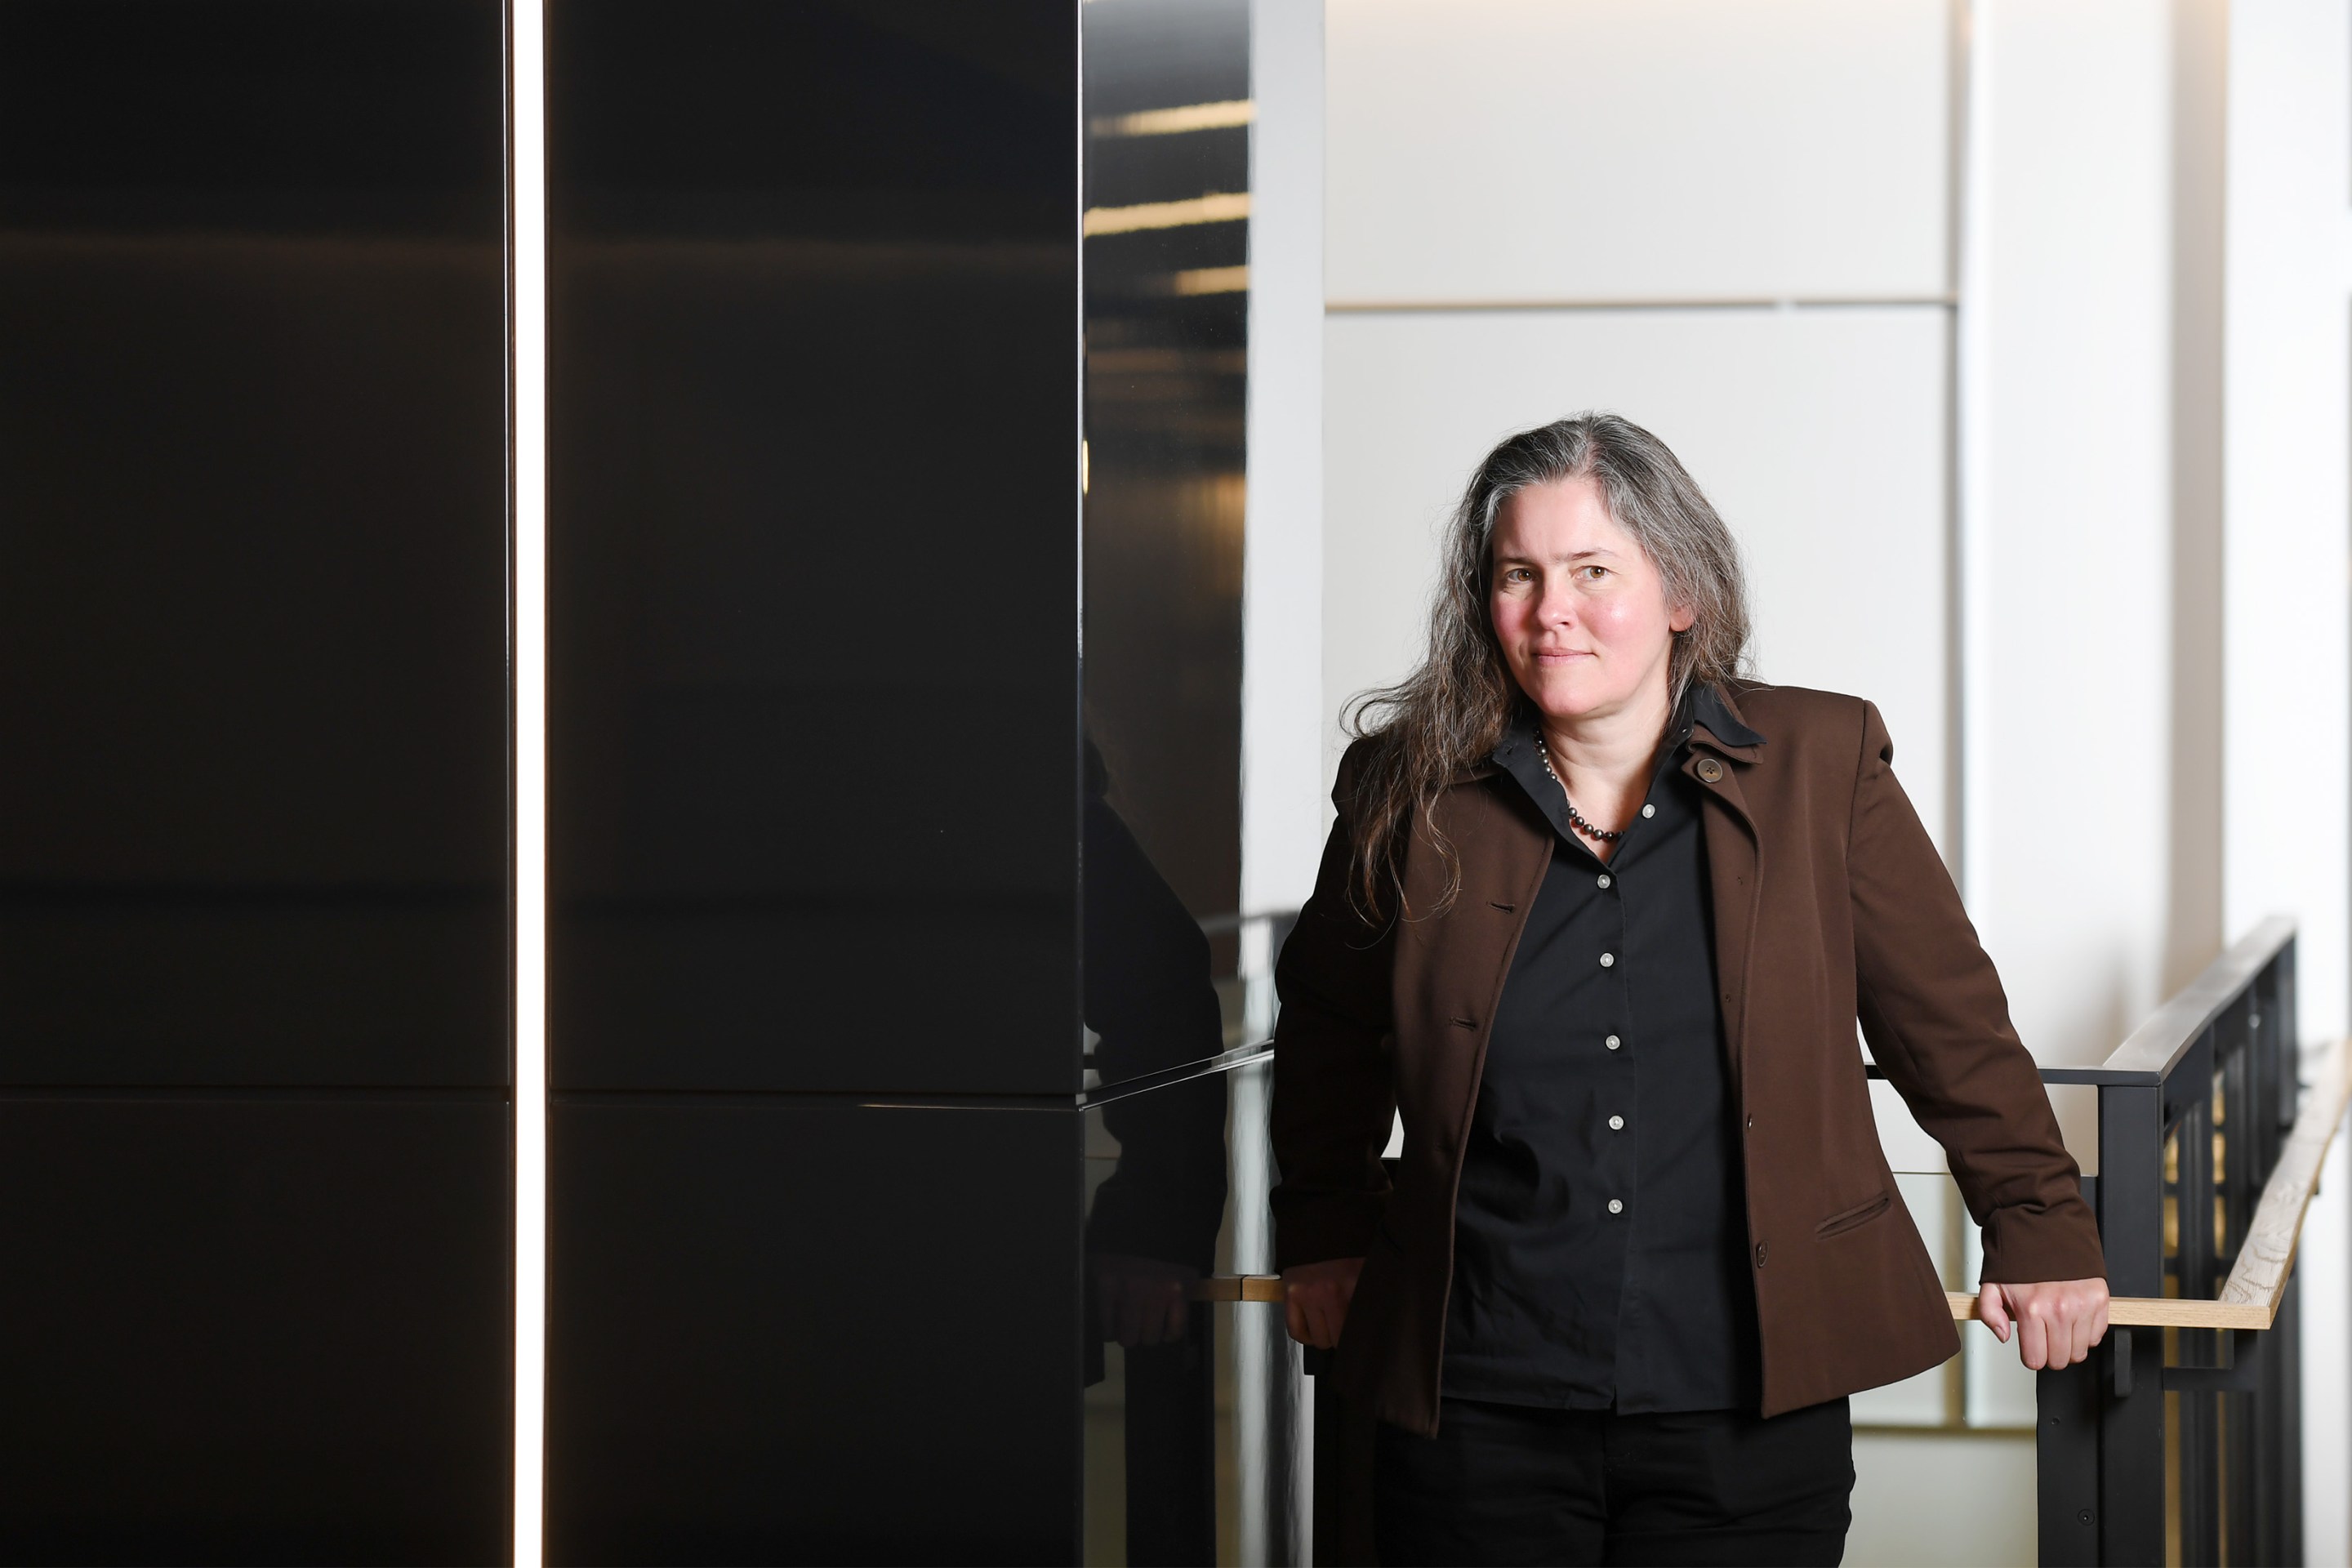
1270,683,2105,1431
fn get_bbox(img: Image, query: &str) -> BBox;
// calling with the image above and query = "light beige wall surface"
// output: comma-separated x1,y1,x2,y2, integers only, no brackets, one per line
1326,0,1955,305
1847,1432,2035,1566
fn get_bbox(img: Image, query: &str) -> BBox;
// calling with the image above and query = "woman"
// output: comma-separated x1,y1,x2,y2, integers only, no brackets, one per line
1271,415,2108,1566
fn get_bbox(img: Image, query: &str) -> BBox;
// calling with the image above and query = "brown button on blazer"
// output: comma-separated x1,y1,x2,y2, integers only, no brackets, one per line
1270,683,2105,1431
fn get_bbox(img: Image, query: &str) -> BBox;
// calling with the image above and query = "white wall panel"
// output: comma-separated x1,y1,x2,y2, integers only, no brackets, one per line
1241,0,1327,919
1326,0,1955,305
2224,2,2352,1557
1962,0,2177,1089
1324,305,1953,853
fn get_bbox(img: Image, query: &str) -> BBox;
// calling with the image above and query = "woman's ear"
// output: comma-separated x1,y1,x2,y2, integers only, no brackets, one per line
1668,600,1698,635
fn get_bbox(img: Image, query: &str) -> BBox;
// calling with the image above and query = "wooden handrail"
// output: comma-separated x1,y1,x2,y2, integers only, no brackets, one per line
1195,1039,2352,1328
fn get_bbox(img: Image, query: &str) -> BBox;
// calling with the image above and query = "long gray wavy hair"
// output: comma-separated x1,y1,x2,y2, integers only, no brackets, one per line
1343,412,1753,920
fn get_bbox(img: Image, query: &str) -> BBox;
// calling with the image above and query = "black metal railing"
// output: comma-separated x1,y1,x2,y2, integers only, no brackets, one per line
2036,917,2304,1568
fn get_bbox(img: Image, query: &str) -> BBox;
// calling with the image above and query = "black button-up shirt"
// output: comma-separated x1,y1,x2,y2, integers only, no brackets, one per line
1440,689,1761,1413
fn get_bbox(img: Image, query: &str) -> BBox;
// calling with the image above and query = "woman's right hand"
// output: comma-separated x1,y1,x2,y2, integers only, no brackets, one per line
1283,1256,1366,1350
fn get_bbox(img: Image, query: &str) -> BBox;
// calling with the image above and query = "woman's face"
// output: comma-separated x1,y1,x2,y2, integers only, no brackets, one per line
1489,476,1693,726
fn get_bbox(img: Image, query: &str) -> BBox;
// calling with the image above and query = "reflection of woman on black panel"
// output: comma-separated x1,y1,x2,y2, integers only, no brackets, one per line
1080,736,1231,1566
1271,416,2108,1565
1082,734,1229,1339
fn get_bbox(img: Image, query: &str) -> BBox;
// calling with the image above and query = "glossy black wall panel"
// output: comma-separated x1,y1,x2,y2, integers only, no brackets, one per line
544,6,1090,1559
0,1,509,1087
545,1099,1080,1563
0,1098,511,1562
0,3,511,1558
0,2,501,238
547,1,1081,1095
0,242,508,1085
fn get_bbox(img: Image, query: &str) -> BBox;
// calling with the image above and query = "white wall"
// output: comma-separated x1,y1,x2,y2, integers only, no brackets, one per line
1326,0,1954,306
2225,0,2352,1135
2225,1,2352,1555
1241,0,1328,921
1962,0,2185,1086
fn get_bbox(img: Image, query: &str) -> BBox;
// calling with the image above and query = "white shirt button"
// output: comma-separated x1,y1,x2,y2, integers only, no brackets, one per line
1608,1115,1624,1131
1606,1035,1621,1049
1599,952,1615,968
1597,875,1612,889
1641,804,1655,818
1607,1199,1624,1214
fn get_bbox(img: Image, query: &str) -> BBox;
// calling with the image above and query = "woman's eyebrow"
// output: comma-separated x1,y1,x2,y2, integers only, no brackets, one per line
1494,545,1621,565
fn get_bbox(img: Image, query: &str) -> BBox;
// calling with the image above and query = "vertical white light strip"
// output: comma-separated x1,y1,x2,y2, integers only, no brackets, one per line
510,0,548,1559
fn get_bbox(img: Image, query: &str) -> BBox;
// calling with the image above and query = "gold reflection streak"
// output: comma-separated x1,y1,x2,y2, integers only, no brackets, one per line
1083,191,1250,237
1172,265,1248,296
1092,100,1254,137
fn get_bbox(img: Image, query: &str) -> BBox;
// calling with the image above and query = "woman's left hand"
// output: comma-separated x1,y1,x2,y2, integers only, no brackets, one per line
1977,1277,2110,1369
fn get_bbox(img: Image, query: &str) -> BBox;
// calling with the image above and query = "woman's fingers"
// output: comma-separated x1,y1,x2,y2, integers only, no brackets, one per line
1120,1283,1154,1348
2069,1284,2109,1365
1307,1290,1340,1349
2017,1305,2051,1370
1978,1282,2012,1343
1286,1285,1330,1348
1159,1285,1189,1346
1985,1278,2114,1365
1281,1258,1367,1349
2069,1303,2097,1366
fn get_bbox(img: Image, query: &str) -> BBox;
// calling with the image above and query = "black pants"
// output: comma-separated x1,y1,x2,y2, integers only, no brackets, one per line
1373,1396,1853,1566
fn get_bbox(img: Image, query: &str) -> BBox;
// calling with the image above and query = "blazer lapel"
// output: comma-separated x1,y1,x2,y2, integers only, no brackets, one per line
1685,688,1765,1094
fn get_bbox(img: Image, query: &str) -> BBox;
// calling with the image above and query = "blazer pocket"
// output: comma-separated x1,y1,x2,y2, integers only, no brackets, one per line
1815,1192,1892,1239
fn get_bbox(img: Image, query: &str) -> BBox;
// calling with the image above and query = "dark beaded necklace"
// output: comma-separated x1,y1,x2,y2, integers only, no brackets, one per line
1535,734,1624,842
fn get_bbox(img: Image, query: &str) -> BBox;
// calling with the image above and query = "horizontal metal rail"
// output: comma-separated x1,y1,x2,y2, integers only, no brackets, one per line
1197,1035,2350,1327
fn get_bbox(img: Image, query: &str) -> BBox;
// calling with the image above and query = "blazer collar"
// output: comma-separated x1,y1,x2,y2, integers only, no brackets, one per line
1690,684,1765,762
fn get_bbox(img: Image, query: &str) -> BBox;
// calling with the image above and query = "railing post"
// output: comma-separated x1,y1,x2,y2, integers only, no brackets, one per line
2097,1083,2168,1566
2258,943,2302,1568
2173,1052,2221,1565
2039,1176,2103,1567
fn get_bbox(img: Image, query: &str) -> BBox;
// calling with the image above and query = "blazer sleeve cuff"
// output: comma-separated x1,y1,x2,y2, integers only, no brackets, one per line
1976,1199,2109,1285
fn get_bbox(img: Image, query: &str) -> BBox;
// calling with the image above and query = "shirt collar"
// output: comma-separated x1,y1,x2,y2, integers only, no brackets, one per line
1689,684,1766,757
1491,685,1760,773
1490,688,1713,844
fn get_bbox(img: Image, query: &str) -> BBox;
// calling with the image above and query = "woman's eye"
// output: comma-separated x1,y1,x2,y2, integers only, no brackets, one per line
1580,565,1609,581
